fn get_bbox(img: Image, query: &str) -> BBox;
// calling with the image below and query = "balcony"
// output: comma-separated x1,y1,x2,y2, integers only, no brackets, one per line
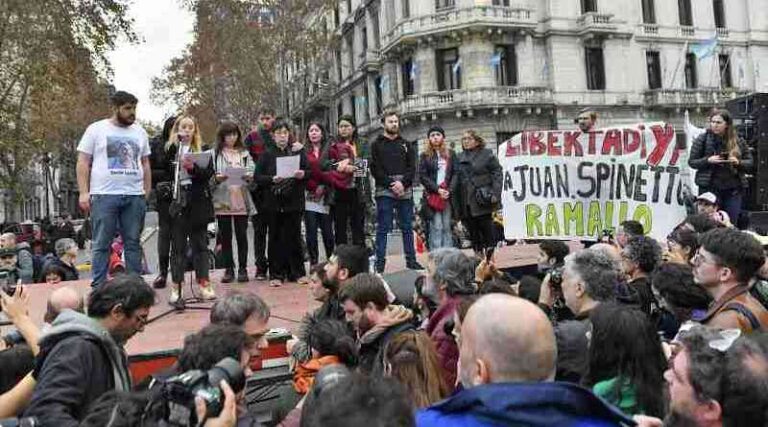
576,12,617,36
640,23,659,36
679,25,695,38
381,5,536,54
643,89,750,107
399,86,552,117
716,27,729,38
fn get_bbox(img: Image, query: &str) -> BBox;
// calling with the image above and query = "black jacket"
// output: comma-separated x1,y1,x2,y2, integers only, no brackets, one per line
149,135,173,188
43,257,79,282
370,134,417,195
168,144,215,228
255,146,309,213
419,151,456,194
688,130,752,190
451,147,503,219
358,319,415,377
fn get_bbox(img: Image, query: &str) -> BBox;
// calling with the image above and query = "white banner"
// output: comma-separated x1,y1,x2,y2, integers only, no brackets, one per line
498,123,692,241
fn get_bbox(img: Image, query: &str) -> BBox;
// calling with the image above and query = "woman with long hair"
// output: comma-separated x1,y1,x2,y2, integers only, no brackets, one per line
149,115,177,289
304,122,334,266
665,227,699,264
584,302,667,418
323,115,367,247
255,120,309,286
419,126,456,250
383,330,450,409
212,121,254,283
451,130,503,254
167,114,216,303
688,108,753,224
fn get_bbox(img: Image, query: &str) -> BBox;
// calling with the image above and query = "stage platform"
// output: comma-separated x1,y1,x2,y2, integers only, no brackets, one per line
0,243,574,382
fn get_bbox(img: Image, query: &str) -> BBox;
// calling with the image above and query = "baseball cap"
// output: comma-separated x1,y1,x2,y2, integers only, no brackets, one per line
696,192,718,205
0,247,16,258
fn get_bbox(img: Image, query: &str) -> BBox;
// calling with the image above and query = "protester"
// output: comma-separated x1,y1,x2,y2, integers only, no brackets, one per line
0,247,23,286
679,213,722,233
166,114,216,303
149,115,177,289
695,192,732,227
370,110,422,273
615,220,644,248
539,249,618,383
303,122,334,267
383,330,449,408
422,248,475,387
651,263,711,339
417,294,632,426
212,121,255,283
0,233,34,283
245,108,277,280
575,107,598,133
689,109,753,224
41,264,66,285
255,120,309,286
323,115,367,247
693,228,768,332
419,126,456,250
534,240,573,322
620,236,662,317
584,302,667,417
322,243,370,291
293,318,357,395
340,273,415,375
22,274,155,426
451,130,502,254
209,292,271,359
41,238,79,282
665,227,699,265
76,91,151,287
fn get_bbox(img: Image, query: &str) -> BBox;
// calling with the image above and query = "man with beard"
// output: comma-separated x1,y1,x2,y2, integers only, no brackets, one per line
416,294,632,426
634,325,768,427
76,91,151,288
575,107,598,133
370,110,423,273
340,273,414,375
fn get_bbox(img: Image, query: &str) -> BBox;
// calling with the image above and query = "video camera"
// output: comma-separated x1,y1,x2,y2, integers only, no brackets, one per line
0,267,18,303
147,357,245,426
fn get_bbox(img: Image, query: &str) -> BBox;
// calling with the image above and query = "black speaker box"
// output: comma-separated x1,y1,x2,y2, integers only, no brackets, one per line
727,93,768,210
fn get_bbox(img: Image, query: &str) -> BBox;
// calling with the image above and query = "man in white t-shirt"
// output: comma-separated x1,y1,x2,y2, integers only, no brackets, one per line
76,91,152,287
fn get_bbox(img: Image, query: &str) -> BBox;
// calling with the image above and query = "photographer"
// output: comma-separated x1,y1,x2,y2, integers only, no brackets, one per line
532,241,573,323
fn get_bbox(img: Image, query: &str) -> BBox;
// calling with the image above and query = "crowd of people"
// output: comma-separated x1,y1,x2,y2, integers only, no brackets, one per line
0,92,767,426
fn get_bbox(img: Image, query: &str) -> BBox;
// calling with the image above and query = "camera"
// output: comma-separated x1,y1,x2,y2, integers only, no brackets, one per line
0,417,40,427
149,357,245,426
548,267,564,293
0,268,18,300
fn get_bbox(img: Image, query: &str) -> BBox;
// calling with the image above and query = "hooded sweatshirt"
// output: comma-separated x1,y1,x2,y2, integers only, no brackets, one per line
358,304,415,376
23,309,131,427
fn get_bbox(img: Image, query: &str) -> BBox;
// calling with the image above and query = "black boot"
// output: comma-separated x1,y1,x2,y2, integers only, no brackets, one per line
152,273,167,289
222,268,235,283
237,267,249,283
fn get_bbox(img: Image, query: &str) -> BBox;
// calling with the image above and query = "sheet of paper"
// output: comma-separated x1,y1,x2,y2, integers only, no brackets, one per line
224,167,247,186
276,155,300,178
179,152,212,182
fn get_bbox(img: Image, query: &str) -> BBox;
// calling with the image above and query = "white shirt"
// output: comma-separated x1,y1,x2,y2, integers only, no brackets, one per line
437,156,447,185
77,119,150,195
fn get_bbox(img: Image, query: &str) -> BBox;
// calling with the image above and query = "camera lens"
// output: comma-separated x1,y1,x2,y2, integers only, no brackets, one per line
208,357,245,394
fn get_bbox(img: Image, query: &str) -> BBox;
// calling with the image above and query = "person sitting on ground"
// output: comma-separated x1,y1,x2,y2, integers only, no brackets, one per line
693,228,768,332
665,227,699,265
42,238,79,282
292,318,357,395
583,302,667,418
421,248,475,388
340,273,415,376
209,292,271,360
0,233,34,283
301,370,415,427
695,192,732,227
538,250,618,383
619,236,663,318
416,294,632,426
651,263,711,339
383,330,449,409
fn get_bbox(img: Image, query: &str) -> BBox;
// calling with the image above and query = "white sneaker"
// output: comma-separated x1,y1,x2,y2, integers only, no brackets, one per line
169,287,181,305
199,282,216,300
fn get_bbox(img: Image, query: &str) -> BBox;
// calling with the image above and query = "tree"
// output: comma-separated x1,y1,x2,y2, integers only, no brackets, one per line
152,0,336,140
0,0,133,219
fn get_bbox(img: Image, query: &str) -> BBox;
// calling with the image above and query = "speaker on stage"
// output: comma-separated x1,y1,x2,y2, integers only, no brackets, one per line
726,93,768,212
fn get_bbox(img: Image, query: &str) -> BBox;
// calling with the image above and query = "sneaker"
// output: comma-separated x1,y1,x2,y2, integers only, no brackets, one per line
198,280,216,300
221,268,234,284
269,279,282,288
152,274,167,289
237,267,249,283
255,268,268,281
169,286,181,305
296,276,310,285
406,261,425,271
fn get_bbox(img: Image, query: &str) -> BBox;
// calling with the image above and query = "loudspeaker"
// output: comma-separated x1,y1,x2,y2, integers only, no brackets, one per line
726,93,768,211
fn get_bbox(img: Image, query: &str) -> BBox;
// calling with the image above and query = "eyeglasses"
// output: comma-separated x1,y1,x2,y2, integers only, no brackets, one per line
691,250,719,267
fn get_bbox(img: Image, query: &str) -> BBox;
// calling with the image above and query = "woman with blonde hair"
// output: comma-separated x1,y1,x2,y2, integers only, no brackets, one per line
419,126,456,250
166,114,216,304
383,330,450,408
688,108,752,224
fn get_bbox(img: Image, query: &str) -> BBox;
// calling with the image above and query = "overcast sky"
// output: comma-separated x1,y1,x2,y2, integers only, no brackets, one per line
107,0,194,125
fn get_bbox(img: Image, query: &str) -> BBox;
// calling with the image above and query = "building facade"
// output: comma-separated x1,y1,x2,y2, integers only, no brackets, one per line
287,0,767,150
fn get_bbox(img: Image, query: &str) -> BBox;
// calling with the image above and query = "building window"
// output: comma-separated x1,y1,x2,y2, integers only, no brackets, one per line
337,101,344,120
436,0,455,11
361,24,368,53
641,0,655,24
402,58,415,97
684,53,697,88
362,85,370,122
646,51,662,89
719,54,732,88
335,49,342,81
402,0,410,18
496,132,519,149
333,6,340,27
492,0,511,5
371,6,381,49
713,0,726,28
374,75,383,115
437,48,461,91
678,0,693,26
346,0,352,15
494,45,517,86
585,47,605,90
346,33,354,72
581,0,597,14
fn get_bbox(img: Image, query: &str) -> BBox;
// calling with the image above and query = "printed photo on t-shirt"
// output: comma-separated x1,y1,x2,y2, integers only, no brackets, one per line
107,136,140,173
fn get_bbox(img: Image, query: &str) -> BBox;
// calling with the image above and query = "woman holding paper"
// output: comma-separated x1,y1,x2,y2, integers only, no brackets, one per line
166,114,216,303
303,122,334,266
212,121,255,283
255,120,309,286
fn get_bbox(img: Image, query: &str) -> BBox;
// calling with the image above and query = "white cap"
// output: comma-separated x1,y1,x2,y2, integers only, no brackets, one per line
696,192,718,205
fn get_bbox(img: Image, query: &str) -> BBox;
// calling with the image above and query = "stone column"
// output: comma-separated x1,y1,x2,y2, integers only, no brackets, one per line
460,36,494,89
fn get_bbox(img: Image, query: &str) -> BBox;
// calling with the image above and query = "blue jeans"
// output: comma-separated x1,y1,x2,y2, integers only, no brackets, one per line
304,210,334,265
430,208,453,250
375,196,417,270
91,195,146,287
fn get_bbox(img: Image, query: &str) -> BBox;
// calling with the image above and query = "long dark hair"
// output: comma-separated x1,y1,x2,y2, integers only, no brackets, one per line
305,121,328,150
584,302,667,417
215,121,244,152
336,114,358,143
709,108,740,158
305,318,357,367
161,115,177,143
